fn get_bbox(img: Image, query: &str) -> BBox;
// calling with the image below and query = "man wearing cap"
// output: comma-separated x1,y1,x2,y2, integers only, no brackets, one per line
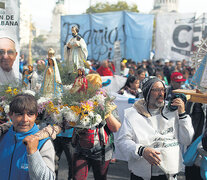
0,37,19,85
117,76,194,180
166,72,186,101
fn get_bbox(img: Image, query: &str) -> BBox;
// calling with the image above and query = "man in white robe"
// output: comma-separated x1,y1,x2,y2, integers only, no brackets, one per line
0,37,19,85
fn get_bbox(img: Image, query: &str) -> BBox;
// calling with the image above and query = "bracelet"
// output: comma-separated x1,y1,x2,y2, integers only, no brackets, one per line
179,111,186,117
138,146,145,156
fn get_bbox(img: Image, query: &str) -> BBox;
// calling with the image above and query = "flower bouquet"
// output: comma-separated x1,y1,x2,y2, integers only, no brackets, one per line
0,85,38,123
36,87,115,129
0,86,21,123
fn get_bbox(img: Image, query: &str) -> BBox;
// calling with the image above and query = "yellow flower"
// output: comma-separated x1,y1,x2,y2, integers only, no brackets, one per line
93,101,98,107
0,106,4,112
70,106,82,116
48,101,54,107
52,107,59,114
13,88,19,95
46,102,55,114
5,87,12,94
81,102,93,112
0,115,4,119
80,112,88,120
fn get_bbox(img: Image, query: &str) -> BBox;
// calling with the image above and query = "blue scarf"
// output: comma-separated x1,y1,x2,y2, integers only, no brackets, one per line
0,124,49,180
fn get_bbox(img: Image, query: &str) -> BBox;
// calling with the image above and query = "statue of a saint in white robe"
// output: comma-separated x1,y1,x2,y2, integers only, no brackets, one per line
64,26,88,74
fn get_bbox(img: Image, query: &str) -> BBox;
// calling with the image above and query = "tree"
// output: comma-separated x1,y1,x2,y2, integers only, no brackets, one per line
33,35,46,44
86,1,139,13
32,35,48,59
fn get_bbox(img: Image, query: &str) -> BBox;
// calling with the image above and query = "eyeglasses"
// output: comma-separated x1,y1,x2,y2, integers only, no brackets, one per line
0,49,16,57
151,88,166,93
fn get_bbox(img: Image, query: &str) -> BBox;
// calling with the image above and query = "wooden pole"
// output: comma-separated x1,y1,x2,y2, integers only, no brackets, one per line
28,17,33,65
173,89,207,104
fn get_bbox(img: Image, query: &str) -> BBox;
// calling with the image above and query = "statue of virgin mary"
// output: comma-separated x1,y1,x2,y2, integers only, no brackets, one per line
41,49,62,98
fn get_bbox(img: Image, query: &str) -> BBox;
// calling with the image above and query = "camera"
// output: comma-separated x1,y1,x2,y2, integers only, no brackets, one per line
167,93,187,111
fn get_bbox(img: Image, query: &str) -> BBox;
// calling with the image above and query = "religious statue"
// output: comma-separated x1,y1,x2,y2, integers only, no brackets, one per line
64,25,88,74
41,48,62,98
27,65,38,90
70,68,88,94
22,69,30,88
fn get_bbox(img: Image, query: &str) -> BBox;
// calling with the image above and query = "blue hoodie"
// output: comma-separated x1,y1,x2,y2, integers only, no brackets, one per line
0,124,49,180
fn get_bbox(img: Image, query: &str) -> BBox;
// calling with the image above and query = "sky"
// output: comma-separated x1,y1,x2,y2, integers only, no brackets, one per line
28,0,207,31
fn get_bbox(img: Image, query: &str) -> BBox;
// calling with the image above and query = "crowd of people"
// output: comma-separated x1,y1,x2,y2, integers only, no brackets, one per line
1,30,207,180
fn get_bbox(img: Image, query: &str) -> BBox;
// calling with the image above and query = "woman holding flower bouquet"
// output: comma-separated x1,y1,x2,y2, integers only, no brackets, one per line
36,73,121,180
0,73,121,180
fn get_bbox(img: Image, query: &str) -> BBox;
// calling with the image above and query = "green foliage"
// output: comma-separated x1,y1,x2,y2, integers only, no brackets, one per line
58,63,78,85
86,1,139,13
33,35,46,44
61,81,97,106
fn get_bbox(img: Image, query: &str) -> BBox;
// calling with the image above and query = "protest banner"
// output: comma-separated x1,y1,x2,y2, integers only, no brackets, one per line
61,11,154,62
0,0,20,85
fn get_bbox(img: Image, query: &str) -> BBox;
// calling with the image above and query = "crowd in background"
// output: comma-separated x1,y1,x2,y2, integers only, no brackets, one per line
16,54,201,180
22,56,195,90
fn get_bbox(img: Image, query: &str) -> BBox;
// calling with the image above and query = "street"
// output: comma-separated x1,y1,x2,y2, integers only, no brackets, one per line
58,153,130,180
58,153,185,180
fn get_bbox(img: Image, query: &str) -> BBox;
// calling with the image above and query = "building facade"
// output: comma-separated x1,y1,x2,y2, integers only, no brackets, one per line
151,0,178,14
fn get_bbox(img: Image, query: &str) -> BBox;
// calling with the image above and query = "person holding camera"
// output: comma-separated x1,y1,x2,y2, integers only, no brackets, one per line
64,25,88,74
117,76,194,180
166,72,186,101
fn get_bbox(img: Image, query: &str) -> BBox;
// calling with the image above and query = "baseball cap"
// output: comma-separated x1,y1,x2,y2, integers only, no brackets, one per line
170,72,186,82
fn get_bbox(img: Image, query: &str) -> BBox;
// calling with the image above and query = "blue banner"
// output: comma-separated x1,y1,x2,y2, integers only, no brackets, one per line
61,11,154,62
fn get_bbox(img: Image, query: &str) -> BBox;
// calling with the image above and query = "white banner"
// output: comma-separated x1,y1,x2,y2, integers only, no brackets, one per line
0,0,20,85
109,92,138,161
155,13,195,61
101,75,127,93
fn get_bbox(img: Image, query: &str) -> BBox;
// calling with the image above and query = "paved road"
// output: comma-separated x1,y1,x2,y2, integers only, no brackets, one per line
58,153,130,180
58,153,185,180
